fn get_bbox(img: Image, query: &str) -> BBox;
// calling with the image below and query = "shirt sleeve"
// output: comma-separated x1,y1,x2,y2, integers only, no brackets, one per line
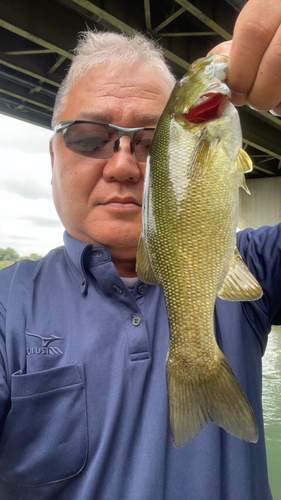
237,224,281,325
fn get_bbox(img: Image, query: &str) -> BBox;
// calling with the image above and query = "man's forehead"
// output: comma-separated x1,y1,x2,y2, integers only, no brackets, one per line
76,62,171,103
77,111,161,126
59,62,171,126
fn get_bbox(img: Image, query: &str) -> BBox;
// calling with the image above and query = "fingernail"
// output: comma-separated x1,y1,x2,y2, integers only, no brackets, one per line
269,109,281,117
249,105,262,112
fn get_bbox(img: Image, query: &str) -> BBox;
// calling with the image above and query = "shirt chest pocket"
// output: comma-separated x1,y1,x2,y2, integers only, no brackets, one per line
0,363,88,487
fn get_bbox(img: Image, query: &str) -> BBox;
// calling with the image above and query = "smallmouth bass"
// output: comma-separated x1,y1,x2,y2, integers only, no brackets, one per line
136,54,263,447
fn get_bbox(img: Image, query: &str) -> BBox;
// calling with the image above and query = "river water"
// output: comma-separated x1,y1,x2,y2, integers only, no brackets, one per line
262,325,281,500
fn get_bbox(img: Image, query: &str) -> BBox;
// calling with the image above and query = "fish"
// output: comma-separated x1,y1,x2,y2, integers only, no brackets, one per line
136,54,263,448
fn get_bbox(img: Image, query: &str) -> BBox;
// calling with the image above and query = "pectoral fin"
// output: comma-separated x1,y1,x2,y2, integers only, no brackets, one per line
136,236,159,285
187,129,219,180
218,247,263,301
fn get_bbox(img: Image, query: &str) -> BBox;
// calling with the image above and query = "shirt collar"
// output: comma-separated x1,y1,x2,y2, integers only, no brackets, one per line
63,231,110,294
63,232,91,293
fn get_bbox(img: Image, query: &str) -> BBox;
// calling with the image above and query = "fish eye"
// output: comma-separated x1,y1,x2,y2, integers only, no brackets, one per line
180,76,189,86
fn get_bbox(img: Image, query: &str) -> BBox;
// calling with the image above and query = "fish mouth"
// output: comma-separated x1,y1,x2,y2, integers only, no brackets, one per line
182,93,226,124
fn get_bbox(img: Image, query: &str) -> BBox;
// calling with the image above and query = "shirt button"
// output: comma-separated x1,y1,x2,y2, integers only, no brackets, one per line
131,315,141,326
137,284,145,295
81,277,86,285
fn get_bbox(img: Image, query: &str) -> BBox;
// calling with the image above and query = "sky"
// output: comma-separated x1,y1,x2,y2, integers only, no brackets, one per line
0,113,64,257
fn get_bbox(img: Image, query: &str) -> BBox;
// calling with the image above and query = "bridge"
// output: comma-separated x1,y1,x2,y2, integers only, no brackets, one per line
0,0,280,226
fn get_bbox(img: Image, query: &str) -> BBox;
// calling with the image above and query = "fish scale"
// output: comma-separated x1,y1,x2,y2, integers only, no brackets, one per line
136,54,263,447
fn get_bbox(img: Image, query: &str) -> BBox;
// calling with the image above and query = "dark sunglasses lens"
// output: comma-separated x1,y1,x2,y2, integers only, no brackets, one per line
62,122,154,161
133,129,154,162
63,123,118,158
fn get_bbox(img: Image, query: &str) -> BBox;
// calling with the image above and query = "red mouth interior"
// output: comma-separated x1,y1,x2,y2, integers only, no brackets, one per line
183,93,223,123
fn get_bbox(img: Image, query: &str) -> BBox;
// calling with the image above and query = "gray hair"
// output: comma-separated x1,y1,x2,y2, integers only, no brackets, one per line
51,30,176,128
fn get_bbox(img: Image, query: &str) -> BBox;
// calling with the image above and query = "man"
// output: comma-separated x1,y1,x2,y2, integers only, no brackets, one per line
0,0,280,498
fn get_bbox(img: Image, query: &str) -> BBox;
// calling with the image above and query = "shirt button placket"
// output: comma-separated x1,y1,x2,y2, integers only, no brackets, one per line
137,284,145,295
131,315,141,327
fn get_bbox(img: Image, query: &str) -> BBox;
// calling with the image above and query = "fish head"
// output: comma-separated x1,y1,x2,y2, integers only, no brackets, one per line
167,54,232,127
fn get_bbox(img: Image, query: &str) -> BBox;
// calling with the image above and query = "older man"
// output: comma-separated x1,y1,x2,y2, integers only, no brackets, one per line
0,1,280,499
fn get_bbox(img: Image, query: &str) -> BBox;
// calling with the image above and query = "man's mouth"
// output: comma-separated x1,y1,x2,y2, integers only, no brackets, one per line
102,197,141,210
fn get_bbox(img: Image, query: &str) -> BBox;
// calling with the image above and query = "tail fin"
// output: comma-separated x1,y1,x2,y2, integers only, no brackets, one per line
166,350,258,448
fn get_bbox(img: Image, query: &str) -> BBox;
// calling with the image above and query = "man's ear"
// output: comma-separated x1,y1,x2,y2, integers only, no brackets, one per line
49,137,54,184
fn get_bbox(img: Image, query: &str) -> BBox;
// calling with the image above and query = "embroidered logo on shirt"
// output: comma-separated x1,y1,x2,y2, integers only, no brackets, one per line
26,331,64,355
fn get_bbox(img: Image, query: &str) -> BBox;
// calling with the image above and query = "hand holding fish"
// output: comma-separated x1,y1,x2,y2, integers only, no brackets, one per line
209,0,281,115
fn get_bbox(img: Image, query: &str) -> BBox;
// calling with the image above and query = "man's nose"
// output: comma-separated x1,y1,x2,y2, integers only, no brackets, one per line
113,137,134,155
102,136,141,183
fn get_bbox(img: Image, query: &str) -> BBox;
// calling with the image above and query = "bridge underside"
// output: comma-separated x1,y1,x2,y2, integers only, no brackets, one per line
0,0,280,179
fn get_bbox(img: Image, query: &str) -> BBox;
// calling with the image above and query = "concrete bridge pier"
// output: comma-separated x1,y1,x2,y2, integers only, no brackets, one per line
239,177,281,230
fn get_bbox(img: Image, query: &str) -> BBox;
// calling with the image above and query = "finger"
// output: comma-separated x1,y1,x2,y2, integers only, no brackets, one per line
207,41,232,57
227,0,281,99
229,92,247,106
208,41,247,106
246,23,281,110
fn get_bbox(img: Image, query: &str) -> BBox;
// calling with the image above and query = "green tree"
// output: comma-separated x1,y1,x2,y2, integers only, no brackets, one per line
28,253,42,260
0,261,14,270
0,248,43,266
18,253,42,261
0,247,20,262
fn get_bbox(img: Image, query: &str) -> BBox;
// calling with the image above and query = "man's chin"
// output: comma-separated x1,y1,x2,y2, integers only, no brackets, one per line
78,226,140,253
100,233,140,257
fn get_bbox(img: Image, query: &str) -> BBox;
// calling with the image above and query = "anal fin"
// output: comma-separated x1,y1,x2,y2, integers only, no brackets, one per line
218,247,263,301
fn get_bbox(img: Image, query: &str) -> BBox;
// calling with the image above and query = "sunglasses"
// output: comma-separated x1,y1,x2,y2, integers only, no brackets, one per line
54,120,156,162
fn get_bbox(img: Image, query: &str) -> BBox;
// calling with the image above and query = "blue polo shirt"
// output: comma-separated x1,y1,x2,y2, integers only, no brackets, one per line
0,225,280,500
